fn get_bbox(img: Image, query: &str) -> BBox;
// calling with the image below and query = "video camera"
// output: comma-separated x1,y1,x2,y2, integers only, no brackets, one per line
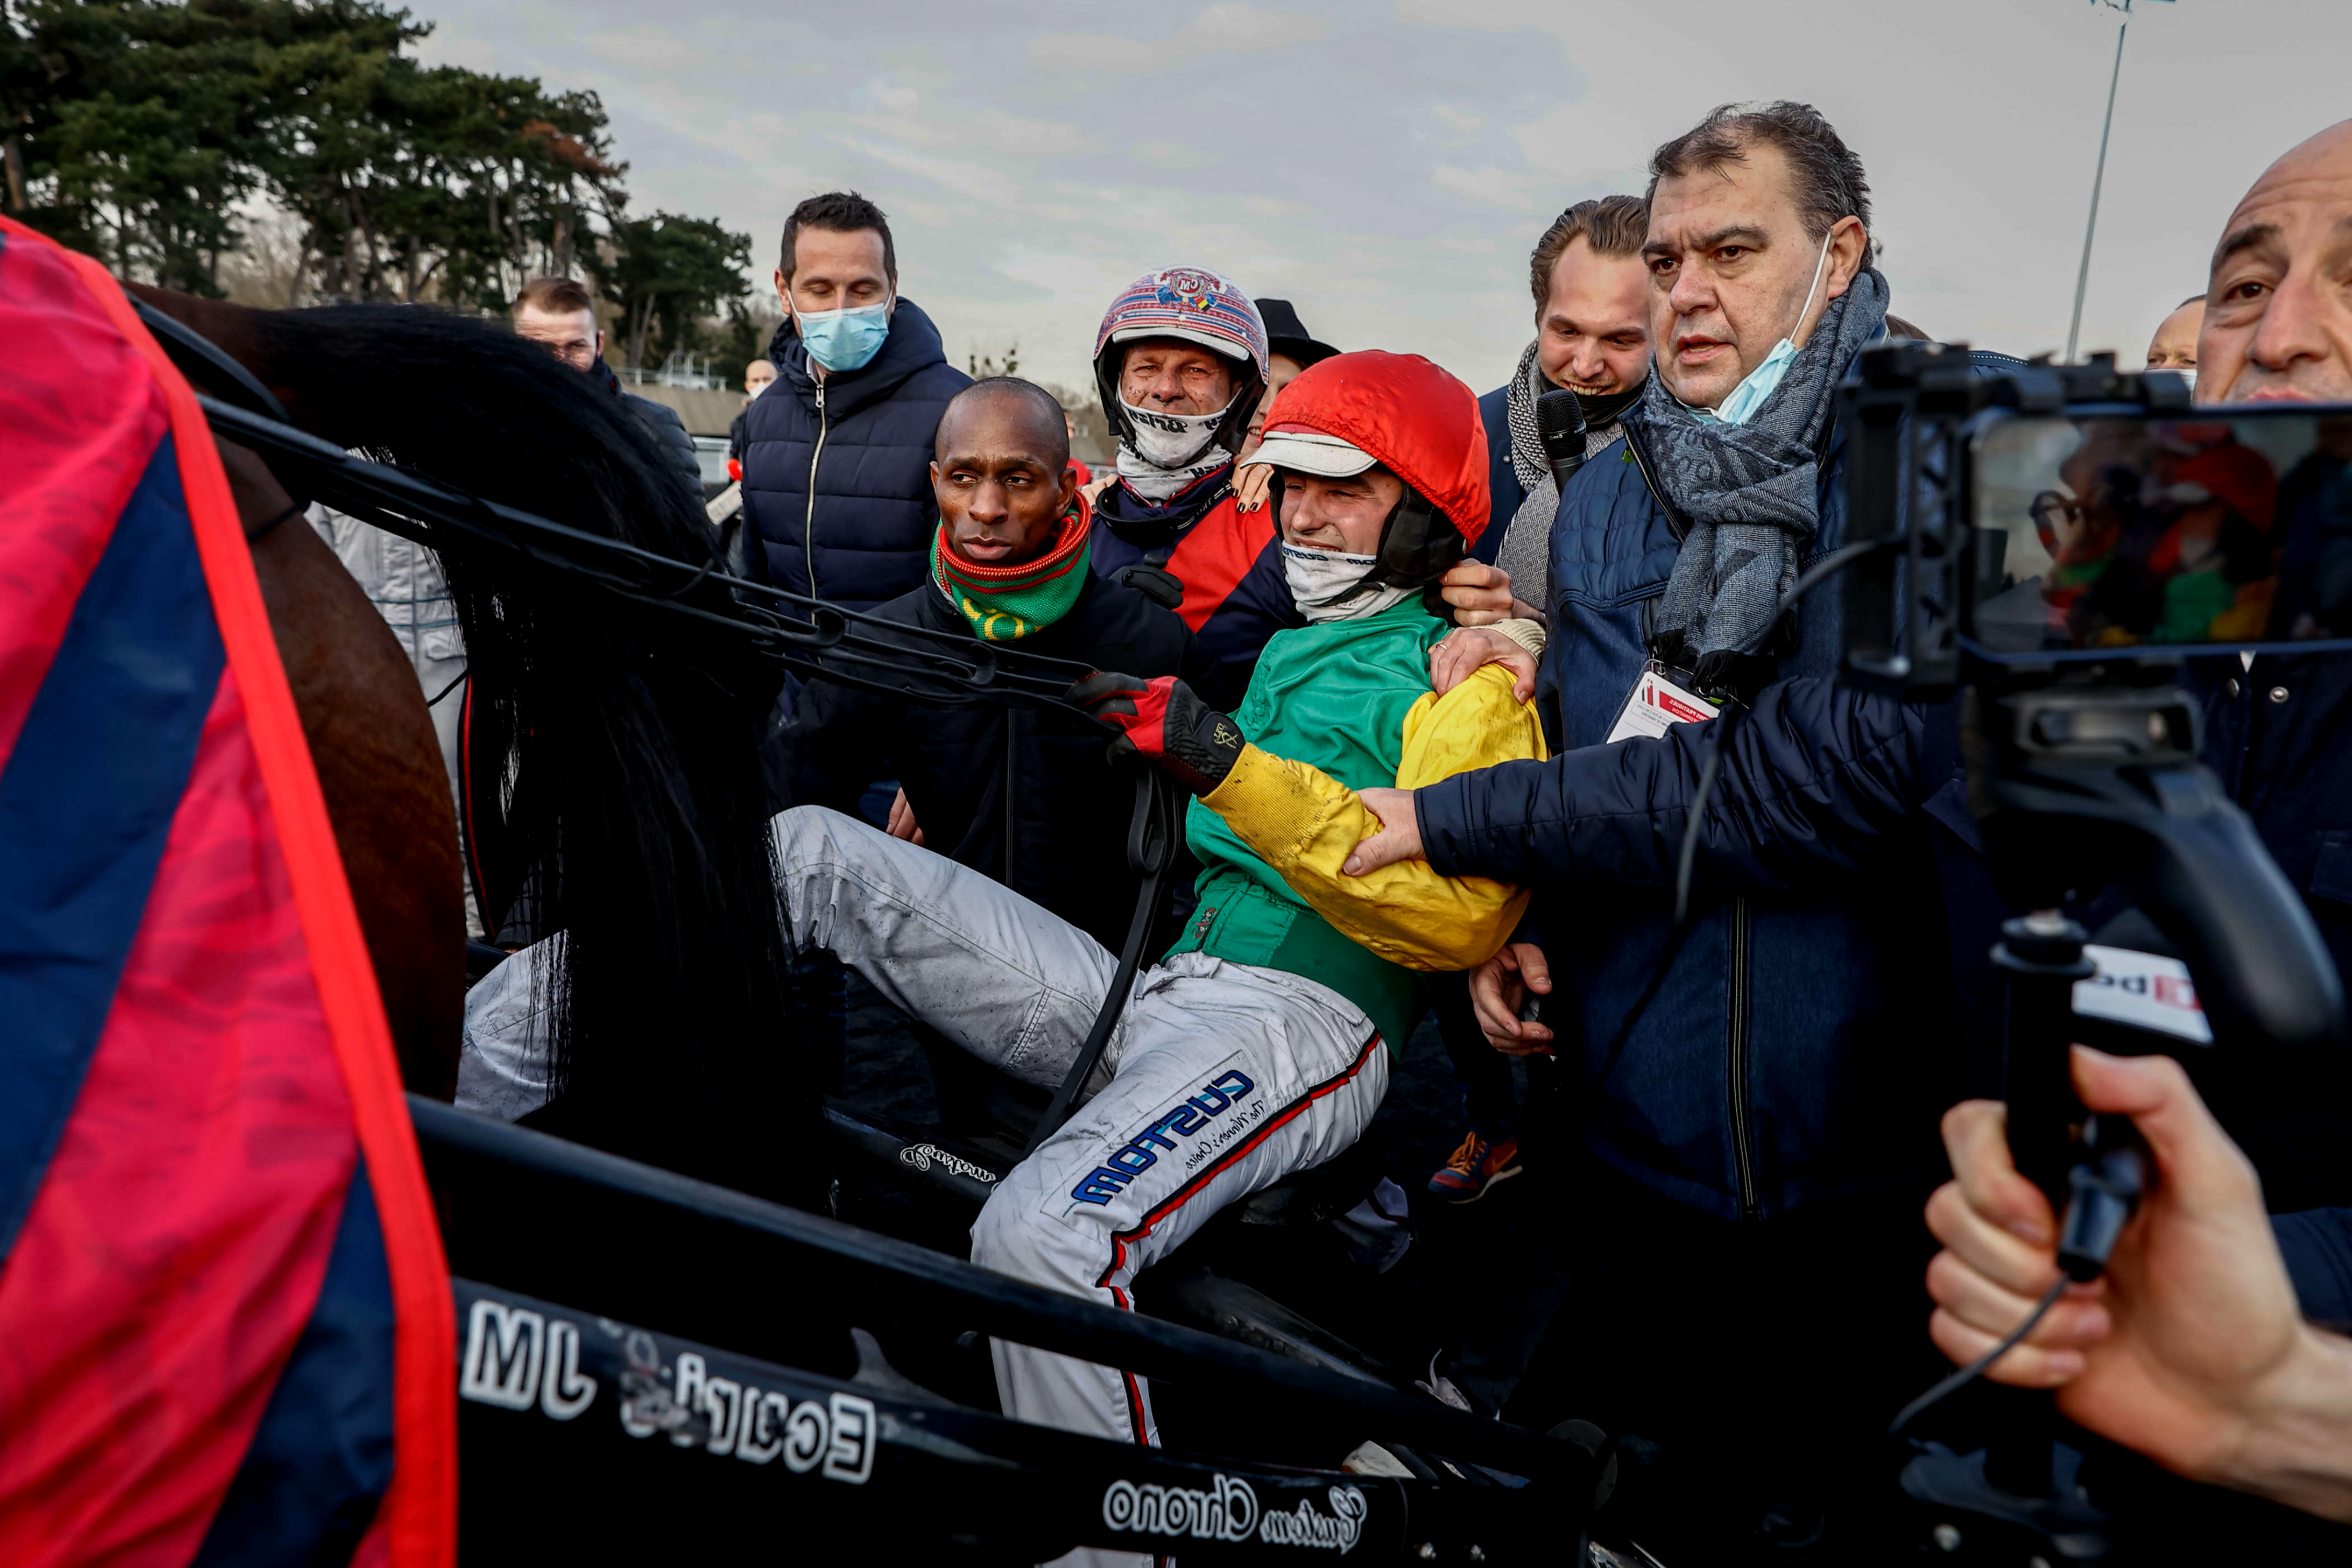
1838,340,2348,1055
1837,343,2350,1560
1840,340,2352,696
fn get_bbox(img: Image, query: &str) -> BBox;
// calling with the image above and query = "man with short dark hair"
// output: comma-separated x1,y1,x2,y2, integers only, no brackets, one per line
739,191,970,611
1474,194,1653,602
775,377,1206,949
511,275,702,492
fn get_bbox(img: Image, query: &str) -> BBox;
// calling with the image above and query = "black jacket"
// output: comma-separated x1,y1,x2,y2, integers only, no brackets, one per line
626,392,700,492
774,570,1209,950
589,359,702,497
740,301,971,611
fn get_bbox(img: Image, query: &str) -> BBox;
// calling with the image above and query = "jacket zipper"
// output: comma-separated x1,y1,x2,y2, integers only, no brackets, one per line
1727,894,1759,1218
804,378,829,598
1004,708,1017,883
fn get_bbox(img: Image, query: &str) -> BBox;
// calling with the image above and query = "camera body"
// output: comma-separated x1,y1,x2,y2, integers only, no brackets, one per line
1839,340,2352,695
1840,342,2193,698
1832,342,2346,1058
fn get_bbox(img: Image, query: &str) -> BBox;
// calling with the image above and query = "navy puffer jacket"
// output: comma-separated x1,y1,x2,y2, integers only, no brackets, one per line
1414,408,1969,1222
740,299,971,610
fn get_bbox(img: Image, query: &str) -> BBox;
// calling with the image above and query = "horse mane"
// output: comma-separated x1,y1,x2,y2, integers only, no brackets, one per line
244,304,814,1203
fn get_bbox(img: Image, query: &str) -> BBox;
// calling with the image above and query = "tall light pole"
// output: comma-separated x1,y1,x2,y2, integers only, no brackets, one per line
2065,0,2173,364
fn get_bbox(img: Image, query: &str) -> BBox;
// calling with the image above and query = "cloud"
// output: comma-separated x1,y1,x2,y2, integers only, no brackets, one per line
826,132,1021,206
1433,165,1542,212
1430,103,1484,140
1030,2,1331,73
867,79,920,116
411,0,2352,390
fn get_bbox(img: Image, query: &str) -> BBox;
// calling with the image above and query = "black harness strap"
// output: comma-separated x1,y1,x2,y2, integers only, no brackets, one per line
1024,767,1180,1157
132,298,293,425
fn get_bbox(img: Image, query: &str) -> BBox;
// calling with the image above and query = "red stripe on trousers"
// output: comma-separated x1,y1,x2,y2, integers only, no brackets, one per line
1090,1028,1385,1446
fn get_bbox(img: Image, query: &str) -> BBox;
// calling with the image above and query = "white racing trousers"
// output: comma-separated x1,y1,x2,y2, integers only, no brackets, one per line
773,806,1391,1452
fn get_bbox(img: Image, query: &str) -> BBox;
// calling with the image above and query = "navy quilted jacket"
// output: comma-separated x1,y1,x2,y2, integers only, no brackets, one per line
740,299,971,611
1414,407,1968,1221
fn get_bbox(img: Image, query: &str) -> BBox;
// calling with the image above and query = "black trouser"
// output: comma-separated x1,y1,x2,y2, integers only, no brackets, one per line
1466,1153,1944,1561
1434,977,1519,1139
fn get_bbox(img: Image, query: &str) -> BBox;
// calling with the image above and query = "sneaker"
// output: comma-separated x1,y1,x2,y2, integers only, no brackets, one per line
1426,1129,1522,1203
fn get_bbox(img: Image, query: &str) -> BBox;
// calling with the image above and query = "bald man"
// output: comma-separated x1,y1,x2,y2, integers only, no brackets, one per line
2171,119,2352,1048
2199,120,2352,403
770,375,1212,950
2145,293,2205,382
1919,122,2352,1530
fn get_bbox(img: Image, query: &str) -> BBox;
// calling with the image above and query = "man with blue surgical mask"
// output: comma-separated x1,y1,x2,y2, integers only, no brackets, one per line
742,191,972,1056
740,190,970,613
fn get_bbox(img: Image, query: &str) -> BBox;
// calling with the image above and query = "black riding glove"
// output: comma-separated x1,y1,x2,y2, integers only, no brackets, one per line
1068,671,1245,797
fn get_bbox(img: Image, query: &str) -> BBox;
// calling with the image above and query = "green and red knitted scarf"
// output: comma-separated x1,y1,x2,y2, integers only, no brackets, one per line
930,497,1093,642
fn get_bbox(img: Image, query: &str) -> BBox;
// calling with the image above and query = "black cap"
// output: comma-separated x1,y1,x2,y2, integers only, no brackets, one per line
1253,298,1339,368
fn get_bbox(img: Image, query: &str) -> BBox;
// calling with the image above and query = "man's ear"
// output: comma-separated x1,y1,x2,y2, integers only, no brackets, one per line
1822,214,1869,303
1056,457,1080,512
886,279,899,316
594,329,605,358
774,268,793,318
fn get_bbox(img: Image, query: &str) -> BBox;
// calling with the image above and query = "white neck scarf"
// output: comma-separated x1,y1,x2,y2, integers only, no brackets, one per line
1115,394,1233,500
1281,543,1415,624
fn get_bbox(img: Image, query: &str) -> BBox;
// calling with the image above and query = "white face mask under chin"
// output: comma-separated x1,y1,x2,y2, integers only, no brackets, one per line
1281,542,1416,623
1120,396,1229,469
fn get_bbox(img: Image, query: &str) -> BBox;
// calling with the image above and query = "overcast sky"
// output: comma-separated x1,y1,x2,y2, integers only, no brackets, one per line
423,0,2350,394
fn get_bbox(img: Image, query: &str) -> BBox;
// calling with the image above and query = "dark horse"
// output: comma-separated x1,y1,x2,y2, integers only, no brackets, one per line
131,286,814,1203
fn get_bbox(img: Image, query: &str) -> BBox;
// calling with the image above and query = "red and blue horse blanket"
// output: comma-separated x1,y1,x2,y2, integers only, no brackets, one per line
0,217,454,1564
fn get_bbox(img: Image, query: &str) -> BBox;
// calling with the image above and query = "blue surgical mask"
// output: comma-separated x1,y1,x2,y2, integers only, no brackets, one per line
1690,234,1834,427
797,295,893,374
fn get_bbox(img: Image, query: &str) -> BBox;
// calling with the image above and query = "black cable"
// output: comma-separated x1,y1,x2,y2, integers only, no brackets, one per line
424,666,469,709
1585,539,1894,1087
1887,1274,2071,1438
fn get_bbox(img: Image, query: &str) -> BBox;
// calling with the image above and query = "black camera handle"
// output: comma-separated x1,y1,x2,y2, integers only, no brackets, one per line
1900,673,2345,1560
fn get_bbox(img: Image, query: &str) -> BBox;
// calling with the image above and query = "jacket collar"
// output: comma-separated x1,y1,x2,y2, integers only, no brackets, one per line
1092,465,1235,550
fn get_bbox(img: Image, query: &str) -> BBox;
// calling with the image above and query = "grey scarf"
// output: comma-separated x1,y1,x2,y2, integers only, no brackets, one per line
1493,340,1629,619
1624,267,1889,684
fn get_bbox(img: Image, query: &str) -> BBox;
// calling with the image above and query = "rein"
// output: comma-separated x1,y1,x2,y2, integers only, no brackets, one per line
192,392,1101,717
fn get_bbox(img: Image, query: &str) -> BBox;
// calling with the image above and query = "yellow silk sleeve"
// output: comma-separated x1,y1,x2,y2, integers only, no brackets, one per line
1197,663,1547,971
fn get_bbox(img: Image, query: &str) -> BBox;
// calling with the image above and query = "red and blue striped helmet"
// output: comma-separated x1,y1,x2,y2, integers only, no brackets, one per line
1092,266,1268,379
1092,266,1268,458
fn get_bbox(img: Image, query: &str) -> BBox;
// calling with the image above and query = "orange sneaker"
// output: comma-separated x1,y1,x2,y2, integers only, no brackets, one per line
1426,1129,1522,1203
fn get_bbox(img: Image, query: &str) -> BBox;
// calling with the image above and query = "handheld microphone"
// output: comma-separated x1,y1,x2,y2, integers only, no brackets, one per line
1536,387,1588,493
